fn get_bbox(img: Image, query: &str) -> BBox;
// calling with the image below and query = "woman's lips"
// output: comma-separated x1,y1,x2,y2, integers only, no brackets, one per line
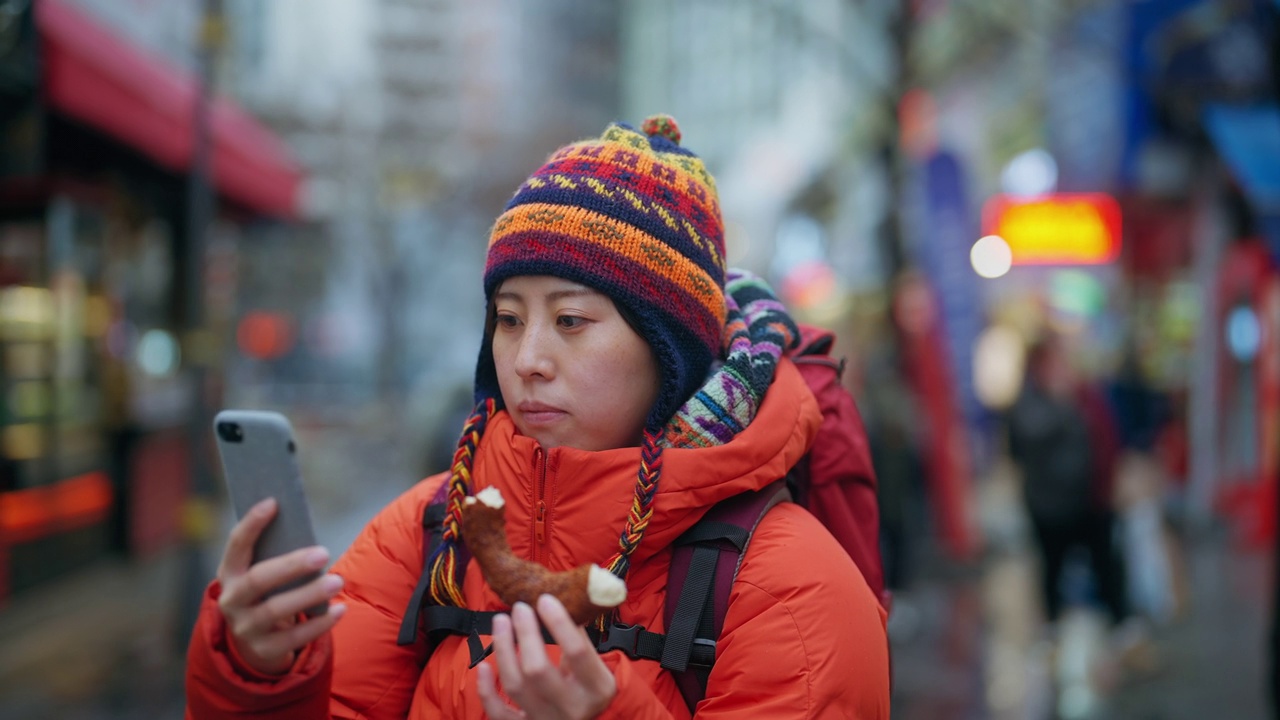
518,403,567,426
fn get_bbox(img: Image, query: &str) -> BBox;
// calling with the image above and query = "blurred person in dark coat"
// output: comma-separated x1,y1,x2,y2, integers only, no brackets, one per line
1006,332,1129,630
861,344,922,595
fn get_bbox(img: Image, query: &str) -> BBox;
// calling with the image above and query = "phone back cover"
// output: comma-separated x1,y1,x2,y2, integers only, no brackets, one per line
213,410,318,564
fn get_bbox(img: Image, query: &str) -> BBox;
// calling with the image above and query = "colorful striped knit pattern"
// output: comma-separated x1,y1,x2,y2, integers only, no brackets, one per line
662,269,800,449
477,115,727,429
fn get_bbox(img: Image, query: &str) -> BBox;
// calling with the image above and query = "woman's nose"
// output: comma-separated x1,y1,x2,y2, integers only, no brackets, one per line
513,323,554,379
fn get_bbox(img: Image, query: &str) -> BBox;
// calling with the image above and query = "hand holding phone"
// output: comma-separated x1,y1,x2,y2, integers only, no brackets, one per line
211,410,347,675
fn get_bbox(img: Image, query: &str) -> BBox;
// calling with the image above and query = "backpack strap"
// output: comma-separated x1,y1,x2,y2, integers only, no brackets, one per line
793,324,838,360
662,480,791,710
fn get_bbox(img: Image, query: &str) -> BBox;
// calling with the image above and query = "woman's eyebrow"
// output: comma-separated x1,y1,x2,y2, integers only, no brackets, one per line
546,288,600,302
495,287,600,304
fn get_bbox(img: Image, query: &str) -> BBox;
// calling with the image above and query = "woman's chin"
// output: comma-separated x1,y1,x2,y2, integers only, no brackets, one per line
516,424,568,450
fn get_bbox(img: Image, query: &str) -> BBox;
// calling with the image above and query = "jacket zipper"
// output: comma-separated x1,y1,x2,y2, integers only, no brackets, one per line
533,447,548,561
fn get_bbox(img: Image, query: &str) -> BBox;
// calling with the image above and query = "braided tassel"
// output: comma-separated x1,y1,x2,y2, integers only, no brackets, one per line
596,428,663,631
428,398,495,607
605,428,663,580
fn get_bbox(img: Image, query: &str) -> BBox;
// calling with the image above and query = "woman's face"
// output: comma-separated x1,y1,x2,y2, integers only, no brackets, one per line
492,275,660,452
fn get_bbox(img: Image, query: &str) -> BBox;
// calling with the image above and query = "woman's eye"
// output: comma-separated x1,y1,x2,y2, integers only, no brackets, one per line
557,315,585,329
495,314,520,329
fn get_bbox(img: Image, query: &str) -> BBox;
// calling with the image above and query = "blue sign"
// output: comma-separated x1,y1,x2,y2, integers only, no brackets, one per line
905,151,991,458
1204,102,1280,261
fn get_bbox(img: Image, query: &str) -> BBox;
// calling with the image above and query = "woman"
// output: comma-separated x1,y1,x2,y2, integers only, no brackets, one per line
186,116,890,718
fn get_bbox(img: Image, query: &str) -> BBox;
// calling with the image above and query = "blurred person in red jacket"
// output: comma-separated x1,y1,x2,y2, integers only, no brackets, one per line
184,116,889,719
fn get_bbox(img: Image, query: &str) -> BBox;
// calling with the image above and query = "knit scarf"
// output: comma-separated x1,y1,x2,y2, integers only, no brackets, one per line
662,269,800,449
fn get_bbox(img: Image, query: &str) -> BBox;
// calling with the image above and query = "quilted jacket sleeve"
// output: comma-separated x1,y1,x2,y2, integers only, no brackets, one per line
325,475,443,717
184,475,447,720
694,503,891,719
185,580,335,720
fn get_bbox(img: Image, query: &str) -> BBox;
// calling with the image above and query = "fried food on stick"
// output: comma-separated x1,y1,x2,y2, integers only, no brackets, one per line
461,487,627,625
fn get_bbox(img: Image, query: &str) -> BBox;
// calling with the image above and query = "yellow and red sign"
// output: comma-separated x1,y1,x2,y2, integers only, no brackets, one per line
982,193,1122,265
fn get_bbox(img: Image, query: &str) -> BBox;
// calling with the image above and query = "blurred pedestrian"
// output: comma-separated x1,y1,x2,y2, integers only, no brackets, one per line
1107,344,1169,457
1006,332,1130,632
1108,346,1186,627
185,115,890,718
863,343,922,594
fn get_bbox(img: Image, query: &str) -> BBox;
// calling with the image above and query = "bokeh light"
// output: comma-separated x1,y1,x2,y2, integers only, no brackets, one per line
1000,148,1058,197
973,324,1025,410
1227,305,1261,362
136,329,180,377
970,235,1013,279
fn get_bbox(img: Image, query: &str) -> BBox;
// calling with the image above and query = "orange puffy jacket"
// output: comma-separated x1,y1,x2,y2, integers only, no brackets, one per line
186,360,890,718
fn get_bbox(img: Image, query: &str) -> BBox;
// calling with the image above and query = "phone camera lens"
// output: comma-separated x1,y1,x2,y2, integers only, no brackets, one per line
217,422,244,443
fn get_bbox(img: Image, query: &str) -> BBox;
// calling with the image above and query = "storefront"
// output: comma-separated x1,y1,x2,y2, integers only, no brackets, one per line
1142,0,1280,546
0,0,301,601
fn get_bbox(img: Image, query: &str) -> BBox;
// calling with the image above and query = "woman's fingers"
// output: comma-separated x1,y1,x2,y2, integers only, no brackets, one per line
218,497,277,578
212,499,340,677
536,593,581,651
218,545,330,610
226,572,343,638
246,603,348,663
490,612,525,697
261,572,342,619
477,662,528,720
219,569,345,676
510,602,556,683
537,594,617,706
481,599,617,719
232,602,348,676
491,608,558,716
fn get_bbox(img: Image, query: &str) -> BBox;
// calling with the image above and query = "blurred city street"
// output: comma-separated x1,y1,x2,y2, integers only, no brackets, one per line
889,461,1272,720
2,0,1279,718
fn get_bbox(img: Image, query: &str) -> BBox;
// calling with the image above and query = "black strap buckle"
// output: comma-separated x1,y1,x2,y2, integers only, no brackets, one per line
689,637,717,668
596,623,643,658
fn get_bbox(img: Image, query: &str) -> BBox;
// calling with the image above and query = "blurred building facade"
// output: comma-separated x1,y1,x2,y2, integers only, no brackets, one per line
0,0,302,602
221,0,621,479
622,0,897,302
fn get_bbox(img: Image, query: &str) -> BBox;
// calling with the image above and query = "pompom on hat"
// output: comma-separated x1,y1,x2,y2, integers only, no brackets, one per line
427,115,728,614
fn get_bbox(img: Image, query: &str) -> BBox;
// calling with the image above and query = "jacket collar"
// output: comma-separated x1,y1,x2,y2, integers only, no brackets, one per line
469,359,821,574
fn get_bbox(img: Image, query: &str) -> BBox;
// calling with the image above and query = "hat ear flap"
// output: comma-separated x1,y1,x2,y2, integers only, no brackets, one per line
473,302,504,411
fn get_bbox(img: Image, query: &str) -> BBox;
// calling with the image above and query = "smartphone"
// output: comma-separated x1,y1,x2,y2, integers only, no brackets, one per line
213,409,326,616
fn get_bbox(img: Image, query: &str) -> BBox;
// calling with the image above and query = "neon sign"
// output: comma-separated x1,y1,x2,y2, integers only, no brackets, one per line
982,193,1122,265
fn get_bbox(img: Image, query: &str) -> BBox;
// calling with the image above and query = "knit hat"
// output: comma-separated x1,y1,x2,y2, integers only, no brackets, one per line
427,115,727,613
475,114,727,429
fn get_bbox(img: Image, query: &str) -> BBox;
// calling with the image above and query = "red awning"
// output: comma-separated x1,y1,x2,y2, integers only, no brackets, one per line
37,0,302,219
